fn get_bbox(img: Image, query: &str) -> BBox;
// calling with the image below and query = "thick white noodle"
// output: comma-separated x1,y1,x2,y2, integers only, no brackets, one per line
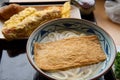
51,72,68,80
41,30,101,80
76,69,92,79
60,31,80,39
65,68,81,76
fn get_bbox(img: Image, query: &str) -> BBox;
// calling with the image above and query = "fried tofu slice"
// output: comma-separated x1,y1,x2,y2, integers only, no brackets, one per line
34,35,106,71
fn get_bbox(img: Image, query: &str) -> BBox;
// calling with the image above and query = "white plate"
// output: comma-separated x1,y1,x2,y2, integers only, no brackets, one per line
0,5,81,39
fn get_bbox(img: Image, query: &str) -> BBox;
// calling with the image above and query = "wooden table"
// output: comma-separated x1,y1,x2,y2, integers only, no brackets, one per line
94,0,120,46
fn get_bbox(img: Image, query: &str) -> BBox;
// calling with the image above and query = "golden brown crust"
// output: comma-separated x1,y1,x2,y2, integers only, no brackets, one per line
0,4,25,21
1,2,71,40
2,7,61,40
34,35,106,71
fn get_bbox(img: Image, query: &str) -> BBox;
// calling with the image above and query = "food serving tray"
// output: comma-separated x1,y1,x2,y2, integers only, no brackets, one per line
0,2,117,80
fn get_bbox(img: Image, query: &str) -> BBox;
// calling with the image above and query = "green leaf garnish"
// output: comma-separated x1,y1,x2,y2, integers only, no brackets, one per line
115,52,120,79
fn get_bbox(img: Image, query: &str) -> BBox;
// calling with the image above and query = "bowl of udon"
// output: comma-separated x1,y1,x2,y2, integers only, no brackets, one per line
26,18,116,80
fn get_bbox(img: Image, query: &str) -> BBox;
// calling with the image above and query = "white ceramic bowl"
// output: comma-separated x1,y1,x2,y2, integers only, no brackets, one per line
26,18,117,80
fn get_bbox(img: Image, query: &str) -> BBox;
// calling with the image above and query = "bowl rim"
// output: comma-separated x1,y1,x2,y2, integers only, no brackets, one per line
26,18,117,80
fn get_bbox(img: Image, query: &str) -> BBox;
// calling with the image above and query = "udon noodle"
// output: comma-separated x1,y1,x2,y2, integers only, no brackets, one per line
40,30,103,80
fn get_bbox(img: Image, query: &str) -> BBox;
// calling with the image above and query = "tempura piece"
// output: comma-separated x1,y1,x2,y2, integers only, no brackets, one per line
61,2,71,18
2,7,61,40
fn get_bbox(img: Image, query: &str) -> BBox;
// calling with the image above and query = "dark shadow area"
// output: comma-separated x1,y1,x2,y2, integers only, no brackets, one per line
33,72,53,80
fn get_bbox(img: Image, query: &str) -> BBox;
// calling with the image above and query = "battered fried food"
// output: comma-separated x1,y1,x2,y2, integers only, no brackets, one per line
61,2,71,18
34,35,106,71
2,7,61,40
2,2,71,40
0,4,25,21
